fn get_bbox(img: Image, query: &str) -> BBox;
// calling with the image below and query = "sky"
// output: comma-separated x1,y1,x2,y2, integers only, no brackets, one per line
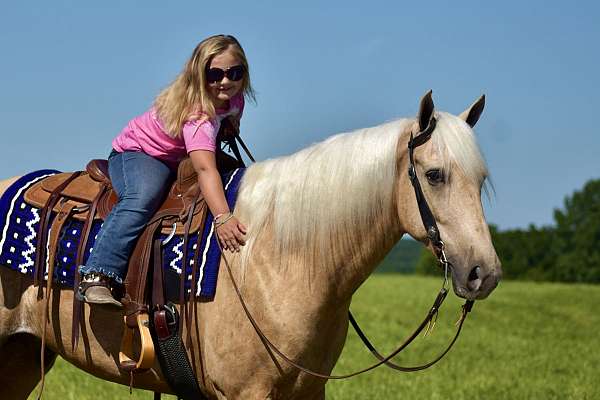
1,1,598,230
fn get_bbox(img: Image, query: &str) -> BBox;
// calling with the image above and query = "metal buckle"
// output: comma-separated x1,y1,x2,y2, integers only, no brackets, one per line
73,204,90,213
427,226,438,242
162,223,177,245
436,241,450,290
163,303,178,327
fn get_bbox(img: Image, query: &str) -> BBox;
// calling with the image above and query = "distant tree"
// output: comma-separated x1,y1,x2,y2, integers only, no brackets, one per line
376,238,423,273
490,224,557,281
551,179,600,283
414,247,438,276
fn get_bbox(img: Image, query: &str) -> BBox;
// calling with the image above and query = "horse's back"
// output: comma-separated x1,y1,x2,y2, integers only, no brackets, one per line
0,177,21,197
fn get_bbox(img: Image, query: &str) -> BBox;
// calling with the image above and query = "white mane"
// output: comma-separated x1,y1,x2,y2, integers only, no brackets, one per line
235,112,489,273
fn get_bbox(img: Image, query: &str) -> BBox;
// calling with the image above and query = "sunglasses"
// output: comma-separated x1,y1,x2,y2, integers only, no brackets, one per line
206,65,245,83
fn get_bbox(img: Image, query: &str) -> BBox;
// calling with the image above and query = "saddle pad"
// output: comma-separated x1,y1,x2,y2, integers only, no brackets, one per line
0,168,246,299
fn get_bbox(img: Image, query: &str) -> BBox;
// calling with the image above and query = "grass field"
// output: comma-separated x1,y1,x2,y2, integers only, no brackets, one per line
30,275,600,399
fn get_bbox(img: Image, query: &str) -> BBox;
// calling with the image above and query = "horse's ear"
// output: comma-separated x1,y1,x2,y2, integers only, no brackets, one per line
417,90,435,131
459,94,485,127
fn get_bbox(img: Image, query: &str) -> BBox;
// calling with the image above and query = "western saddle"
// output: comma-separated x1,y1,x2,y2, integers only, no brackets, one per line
24,151,242,395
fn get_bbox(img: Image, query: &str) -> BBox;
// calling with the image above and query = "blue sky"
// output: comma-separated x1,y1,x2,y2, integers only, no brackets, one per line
1,1,598,230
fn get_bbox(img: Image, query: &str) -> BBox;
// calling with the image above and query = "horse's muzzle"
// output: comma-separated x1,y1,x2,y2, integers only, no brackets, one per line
452,263,502,300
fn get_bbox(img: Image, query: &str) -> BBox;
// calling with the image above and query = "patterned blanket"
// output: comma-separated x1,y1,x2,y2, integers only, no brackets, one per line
0,168,245,299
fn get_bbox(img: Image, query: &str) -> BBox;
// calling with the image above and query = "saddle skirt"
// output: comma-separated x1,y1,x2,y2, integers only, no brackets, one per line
0,166,246,299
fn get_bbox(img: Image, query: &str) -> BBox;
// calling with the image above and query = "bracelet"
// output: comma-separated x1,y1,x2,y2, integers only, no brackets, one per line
214,212,230,221
214,213,234,228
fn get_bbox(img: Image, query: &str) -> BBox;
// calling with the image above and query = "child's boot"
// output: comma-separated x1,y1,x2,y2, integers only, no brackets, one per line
76,273,122,308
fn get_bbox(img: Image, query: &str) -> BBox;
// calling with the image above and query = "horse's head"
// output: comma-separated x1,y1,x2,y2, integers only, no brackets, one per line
396,91,502,300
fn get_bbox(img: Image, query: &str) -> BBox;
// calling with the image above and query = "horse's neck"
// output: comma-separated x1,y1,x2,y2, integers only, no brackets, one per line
239,121,409,303
264,178,403,304
320,205,403,300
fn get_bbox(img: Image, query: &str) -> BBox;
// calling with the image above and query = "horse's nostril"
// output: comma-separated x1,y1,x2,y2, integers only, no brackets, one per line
468,266,481,281
467,266,482,291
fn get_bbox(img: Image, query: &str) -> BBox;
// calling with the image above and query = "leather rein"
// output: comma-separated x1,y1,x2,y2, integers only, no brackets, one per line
220,120,474,379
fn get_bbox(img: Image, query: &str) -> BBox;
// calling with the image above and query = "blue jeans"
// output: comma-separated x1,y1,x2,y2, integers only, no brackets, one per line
79,150,174,283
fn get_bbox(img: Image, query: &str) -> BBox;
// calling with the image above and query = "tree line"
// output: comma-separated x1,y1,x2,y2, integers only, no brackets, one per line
415,178,600,283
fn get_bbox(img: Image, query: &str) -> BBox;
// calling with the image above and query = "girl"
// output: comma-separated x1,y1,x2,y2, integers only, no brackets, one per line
77,35,254,307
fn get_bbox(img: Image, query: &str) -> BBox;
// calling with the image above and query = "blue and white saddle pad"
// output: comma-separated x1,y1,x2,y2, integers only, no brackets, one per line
0,167,245,299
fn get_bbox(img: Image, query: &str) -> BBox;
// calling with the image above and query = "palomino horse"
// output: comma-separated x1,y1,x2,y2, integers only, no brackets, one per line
0,91,501,399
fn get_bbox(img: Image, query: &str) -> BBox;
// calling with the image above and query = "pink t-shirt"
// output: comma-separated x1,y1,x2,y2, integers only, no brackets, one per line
113,94,244,166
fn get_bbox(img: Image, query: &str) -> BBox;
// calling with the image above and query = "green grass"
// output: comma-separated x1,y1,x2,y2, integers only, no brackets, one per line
31,276,600,399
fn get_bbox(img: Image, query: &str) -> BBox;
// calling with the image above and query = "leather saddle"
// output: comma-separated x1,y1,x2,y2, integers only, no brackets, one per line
23,150,242,381
24,157,205,235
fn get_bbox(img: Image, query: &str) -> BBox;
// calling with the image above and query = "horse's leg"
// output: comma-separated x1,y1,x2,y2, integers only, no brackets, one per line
0,261,56,399
0,333,57,399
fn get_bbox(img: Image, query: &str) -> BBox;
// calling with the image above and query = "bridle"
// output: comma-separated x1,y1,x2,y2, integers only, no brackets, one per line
218,119,474,379
407,114,453,286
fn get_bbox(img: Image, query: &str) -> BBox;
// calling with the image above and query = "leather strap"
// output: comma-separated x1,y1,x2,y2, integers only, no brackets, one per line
178,203,199,378
348,298,475,372
154,310,170,339
407,117,443,250
71,184,108,351
187,215,209,388
178,203,196,335
125,219,162,304
220,245,473,379
221,133,255,166
118,219,163,374
37,202,76,398
227,136,246,167
152,238,166,308
235,134,255,163
34,171,81,295
120,235,159,372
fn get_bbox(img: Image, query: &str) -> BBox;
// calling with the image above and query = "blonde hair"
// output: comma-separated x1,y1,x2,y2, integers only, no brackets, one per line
154,34,256,138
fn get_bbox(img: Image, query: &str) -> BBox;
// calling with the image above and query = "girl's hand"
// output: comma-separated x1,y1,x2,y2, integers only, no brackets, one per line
216,215,247,252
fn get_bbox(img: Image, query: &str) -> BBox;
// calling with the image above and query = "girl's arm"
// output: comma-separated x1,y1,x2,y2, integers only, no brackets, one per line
188,149,247,252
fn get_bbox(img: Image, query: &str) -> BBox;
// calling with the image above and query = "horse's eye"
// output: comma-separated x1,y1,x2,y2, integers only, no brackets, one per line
426,169,444,185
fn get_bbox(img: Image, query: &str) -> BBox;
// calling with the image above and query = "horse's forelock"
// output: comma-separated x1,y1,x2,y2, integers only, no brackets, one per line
432,112,490,191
